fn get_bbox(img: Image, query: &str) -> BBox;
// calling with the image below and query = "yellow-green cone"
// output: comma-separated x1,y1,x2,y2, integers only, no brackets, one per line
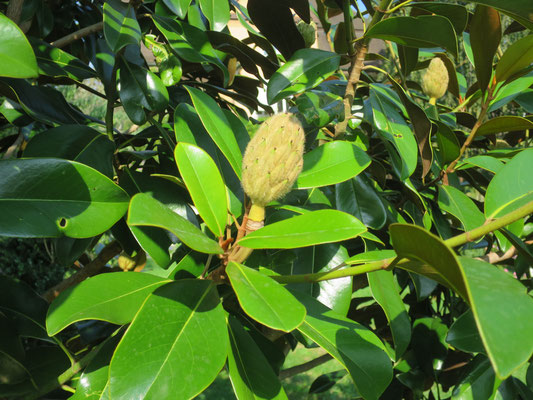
422,57,449,103
242,113,305,208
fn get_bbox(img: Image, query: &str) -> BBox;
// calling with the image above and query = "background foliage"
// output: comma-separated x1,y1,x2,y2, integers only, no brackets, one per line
1,0,533,399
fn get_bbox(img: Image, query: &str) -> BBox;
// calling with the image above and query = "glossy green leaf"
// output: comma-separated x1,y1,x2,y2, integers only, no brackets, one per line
365,16,458,58
489,71,533,112
119,62,169,125
198,0,229,31
470,5,501,93
447,310,485,354
452,355,501,400
368,270,411,360
127,193,223,254
46,272,170,335
411,317,448,375
0,313,28,384
108,280,228,399
411,2,468,34
289,244,352,316
390,224,468,299
70,335,121,400
23,125,114,178
0,13,38,78
227,316,288,400
0,159,129,238
456,155,504,174
185,86,242,178
467,0,533,29
435,120,461,164
295,90,344,128
162,0,192,18
296,141,371,189
0,276,48,340
460,257,533,378
267,48,341,104
336,175,387,230
485,148,533,219
370,85,418,180
496,35,533,83
345,250,396,265
238,210,366,249
293,292,393,400
153,16,229,86
30,38,96,80
103,0,141,53
477,116,533,136
438,185,485,232
175,143,228,237
227,262,306,332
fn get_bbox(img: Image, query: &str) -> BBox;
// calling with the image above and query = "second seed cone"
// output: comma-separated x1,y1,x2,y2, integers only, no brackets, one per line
242,113,305,207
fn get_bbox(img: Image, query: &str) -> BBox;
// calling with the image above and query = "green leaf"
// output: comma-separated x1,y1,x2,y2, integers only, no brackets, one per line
452,355,501,400
185,86,242,178
370,85,418,180
365,16,458,58
175,143,228,237
198,0,230,31
267,48,341,104
476,116,533,136
336,175,387,230
435,120,460,164
447,310,485,354
227,262,306,332
390,224,468,299
70,335,121,400
238,210,367,249
293,292,393,400
411,2,468,34
153,16,229,86
0,276,48,341
103,0,141,53
295,90,344,128
108,280,228,399
119,62,169,125
368,270,411,360
23,125,114,178
485,148,533,219
46,272,170,336
460,257,533,378
227,316,288,400
437,185,485,232
162,0,192,19
30,38,96,81
496,35,533,83
0,14,38,78
456,155,504,174
295,141,371,189
467,0,533,29
0,158,129,238
470,5,501,93
127,193,223,254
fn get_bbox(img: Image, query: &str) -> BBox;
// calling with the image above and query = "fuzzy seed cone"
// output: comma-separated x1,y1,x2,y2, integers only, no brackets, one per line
242,113,305,206
297,20,317,48
422,57,449,100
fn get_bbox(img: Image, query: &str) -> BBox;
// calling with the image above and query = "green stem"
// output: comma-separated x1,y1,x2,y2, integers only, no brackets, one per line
147,115,176,150
444,200,533,248
272,200,533,284
105,57,120,142
22,346,99,400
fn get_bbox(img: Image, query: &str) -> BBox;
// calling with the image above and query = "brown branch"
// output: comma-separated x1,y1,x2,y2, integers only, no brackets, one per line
279,354,333,379
7,0,24,24
42,240,121,302
51,21,104,48
477,246,517,264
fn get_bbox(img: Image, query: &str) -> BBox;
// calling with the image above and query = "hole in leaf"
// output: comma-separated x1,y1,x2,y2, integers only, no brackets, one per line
57,218,68,229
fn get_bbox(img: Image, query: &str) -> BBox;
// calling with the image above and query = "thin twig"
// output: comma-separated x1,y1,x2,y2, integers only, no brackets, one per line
43,241,121,302
279,354,333,379
51,21,104,48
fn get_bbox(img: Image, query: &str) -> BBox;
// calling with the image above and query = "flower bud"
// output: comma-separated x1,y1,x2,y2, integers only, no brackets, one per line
242,113,305,207
422,57,449,102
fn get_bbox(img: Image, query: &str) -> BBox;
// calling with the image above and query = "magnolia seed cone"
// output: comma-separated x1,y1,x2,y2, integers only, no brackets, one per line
242,113,305,207
422,57,449,100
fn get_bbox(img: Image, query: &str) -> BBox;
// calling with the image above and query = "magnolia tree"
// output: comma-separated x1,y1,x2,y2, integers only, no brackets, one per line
1,0,533,399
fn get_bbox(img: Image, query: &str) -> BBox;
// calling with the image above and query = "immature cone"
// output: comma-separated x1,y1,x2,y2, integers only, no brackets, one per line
297,20,317,48
422,57,449,103
241,113,305,208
